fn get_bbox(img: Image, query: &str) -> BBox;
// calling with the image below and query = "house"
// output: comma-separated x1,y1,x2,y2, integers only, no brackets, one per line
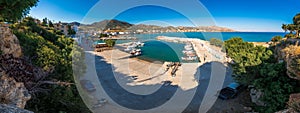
53,22,80,36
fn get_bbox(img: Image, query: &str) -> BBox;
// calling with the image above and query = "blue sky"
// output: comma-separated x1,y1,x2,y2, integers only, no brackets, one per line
29,0,300,32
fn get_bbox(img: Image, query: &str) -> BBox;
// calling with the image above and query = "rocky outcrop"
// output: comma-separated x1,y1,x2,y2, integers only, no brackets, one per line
0,24,22,58
282,44,300,80
0,72,31,109
287,93,300,112
0,104,33,113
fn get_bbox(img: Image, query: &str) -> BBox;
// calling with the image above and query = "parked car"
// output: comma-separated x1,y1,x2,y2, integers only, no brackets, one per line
218,82,244,100
80,80,96,92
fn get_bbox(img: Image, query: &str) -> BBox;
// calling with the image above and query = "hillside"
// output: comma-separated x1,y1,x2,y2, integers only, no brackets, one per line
0,17,90,113
79,19,235,32
82,19,133,30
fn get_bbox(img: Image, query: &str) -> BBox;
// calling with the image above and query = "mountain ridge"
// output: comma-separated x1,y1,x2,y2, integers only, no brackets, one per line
79,19,236,32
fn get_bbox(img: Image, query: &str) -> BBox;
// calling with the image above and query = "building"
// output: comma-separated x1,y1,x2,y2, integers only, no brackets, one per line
53,22,80,36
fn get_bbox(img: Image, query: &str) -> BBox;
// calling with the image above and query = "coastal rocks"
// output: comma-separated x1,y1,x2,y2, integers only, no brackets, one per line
0,24,22,58
0,104,33,113
0,72,31,109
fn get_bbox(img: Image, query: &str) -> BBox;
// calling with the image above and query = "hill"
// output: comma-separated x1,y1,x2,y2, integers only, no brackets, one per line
80,19,235,32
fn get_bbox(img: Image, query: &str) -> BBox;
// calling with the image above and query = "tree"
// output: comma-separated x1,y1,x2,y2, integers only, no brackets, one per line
104,39,116,47
287,24,296,34
48,20,54,27
42,17,48,26
282,24,288,33
224,37,273,85
0,0,39,22
283,13,300,38
67,25,76,36
293,13,300,25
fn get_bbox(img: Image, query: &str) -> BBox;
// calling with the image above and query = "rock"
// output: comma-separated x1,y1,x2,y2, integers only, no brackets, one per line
0,24,22,58
0,72,31,109
275,108,298,113
250,88,265,106
0,104,33,113
287,93,300,112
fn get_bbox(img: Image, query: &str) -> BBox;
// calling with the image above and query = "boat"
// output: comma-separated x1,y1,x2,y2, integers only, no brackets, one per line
184,47,193,51
182,50,195,54
181,56,197,61
136,41,145,47
130,49,142,57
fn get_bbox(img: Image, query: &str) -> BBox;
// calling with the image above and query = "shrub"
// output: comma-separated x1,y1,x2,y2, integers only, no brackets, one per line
210,38,223,47
271,35,283,42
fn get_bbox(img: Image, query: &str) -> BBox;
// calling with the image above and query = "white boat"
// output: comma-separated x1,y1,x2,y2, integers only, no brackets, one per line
130,49,142,57
182,50,195,54
181,56,197,61
136,41,145,47
184,47,193,51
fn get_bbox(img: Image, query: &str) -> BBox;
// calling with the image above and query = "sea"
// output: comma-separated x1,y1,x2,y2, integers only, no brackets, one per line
115,32,286,62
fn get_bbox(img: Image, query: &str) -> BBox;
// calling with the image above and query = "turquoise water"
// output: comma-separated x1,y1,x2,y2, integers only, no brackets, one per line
137,40,185,62
133,32,286,42
115,32,286,62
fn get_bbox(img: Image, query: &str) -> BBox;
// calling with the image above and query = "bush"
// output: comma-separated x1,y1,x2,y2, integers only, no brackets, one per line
210,38,223,47
271,35,283,42
104,39,116,47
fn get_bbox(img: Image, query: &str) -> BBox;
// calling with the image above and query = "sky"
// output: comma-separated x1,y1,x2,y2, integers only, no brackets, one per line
29,0,300,32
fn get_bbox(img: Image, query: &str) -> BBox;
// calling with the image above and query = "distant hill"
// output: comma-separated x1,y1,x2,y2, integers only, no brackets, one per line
82,19,133,30
79,19,235,32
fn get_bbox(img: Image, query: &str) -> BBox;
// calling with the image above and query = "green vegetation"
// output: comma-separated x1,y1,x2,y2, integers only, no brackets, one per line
282,13,300,38
224,37,273,84
99,33,109,38
104,39,116,47
0,0,39,22
11,17,89,113
271,35,283,42
224,37,299,113
209,38,223,47
253,63,297,113
67,25,76,35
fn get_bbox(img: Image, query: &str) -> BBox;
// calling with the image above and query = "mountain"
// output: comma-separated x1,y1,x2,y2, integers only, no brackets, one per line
82,19,133,30
80,19,235,32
